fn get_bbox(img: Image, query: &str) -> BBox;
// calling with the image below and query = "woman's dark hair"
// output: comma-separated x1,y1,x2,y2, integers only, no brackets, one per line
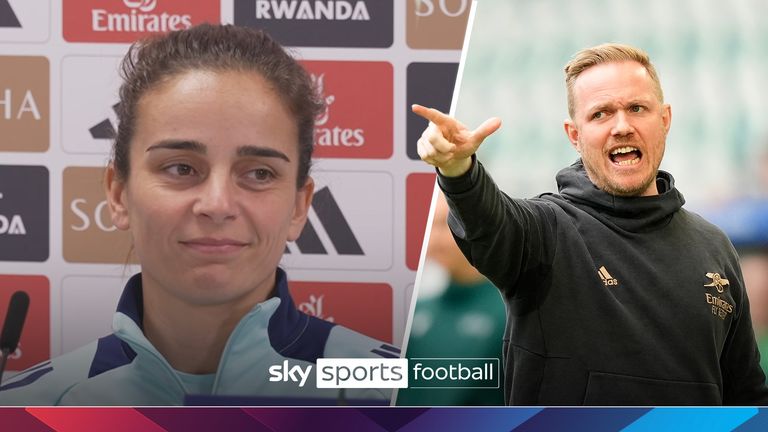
113,23,323,188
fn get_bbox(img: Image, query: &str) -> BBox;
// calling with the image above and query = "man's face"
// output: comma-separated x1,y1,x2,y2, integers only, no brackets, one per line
106,69,313,308
564,61,671,196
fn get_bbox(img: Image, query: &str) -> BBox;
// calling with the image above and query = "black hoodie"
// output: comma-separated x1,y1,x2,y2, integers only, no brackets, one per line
439,158,768,405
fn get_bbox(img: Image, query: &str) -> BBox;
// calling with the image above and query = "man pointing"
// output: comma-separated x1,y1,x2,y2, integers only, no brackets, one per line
413,43,768,405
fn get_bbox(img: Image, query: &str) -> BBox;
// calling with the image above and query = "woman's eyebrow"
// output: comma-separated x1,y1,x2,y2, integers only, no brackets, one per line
237,145,290,162
146,140,206,153
144,141,290,162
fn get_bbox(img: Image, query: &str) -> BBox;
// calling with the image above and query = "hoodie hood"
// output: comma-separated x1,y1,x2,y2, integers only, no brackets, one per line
551,159,685,232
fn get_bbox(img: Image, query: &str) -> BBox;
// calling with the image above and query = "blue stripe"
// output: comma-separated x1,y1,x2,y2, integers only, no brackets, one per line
735,408,768,431
624,407,758,432
268,268,336,364
115,273,144,328
514,408,651,432
0,367,53,391
400,408,542,432
371,349,399,359
88,334,136,378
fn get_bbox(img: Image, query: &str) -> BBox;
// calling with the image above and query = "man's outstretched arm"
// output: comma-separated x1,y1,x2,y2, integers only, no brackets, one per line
411,105,556,295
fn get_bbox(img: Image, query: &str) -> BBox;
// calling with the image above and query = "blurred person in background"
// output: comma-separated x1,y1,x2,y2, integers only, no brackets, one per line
398,193,505,406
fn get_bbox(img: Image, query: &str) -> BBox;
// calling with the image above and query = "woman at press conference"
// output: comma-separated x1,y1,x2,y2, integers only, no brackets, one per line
0,23,396,405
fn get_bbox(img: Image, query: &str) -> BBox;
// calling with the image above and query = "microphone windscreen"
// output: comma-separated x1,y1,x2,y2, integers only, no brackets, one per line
0,291,30,353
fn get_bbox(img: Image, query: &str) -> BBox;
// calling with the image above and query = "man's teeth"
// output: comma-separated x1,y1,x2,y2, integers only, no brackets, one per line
610,146,641,165
615,158,640,166
610,146,638,155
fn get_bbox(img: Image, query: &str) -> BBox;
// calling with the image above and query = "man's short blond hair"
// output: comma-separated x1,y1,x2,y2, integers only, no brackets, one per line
564,43,663,119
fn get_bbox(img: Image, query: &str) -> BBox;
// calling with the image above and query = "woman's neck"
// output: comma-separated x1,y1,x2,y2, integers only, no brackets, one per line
140,273,275,374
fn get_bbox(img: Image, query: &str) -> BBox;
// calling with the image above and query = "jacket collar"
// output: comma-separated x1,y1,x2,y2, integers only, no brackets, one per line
115,268,334,364
552,159,686,232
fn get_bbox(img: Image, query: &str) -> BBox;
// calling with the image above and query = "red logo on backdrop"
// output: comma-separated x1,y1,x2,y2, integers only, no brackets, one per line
0,275,49,371
406,173,436,270
289,281,392,342
63,0,220,43
301,61,393,159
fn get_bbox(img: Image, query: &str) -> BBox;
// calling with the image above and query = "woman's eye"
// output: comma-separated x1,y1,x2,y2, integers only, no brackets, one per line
165,164,196,176
249,168,274,182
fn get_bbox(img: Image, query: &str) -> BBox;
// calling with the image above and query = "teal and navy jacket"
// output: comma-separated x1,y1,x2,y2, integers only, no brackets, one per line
0,269,398,405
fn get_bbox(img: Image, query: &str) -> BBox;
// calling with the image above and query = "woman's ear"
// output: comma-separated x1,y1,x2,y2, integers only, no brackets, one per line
104,163,131,230
287,176,314,241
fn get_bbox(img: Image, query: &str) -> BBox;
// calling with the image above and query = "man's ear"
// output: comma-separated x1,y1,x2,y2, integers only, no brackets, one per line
287,176,314,242
104,163,130,230
662,103,672,134
564,119,580,152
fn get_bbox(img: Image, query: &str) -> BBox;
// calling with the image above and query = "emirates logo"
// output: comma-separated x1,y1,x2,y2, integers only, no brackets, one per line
123,0,157,12
63,0,220,42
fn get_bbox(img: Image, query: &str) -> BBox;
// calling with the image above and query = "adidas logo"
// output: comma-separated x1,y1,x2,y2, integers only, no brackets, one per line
598,266,618,286
90,103,120,140
0,0,21,28
287,186,363,256
371,344,400,359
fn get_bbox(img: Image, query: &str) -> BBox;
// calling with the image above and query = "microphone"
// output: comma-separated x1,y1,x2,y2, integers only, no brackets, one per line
0,291,30,384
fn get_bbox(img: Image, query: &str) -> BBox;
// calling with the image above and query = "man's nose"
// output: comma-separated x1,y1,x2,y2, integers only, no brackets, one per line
192,171,238,224
611,111,635,137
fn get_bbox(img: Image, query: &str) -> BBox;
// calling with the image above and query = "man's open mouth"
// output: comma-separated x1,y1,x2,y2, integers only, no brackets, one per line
609,146,642,166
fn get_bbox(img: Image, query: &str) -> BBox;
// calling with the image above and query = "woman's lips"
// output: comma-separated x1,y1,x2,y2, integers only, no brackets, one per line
180,238,249,254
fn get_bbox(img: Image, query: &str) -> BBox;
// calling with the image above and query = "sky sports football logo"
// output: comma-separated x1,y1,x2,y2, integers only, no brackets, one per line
268,358,499,389
63,0,220,43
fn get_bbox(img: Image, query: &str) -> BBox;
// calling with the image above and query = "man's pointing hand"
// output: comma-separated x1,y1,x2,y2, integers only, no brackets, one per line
412,104,501,177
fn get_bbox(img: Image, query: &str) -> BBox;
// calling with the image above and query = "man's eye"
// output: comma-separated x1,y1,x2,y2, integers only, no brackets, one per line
165,164,196,176
630,105,644,113
592,111,603,120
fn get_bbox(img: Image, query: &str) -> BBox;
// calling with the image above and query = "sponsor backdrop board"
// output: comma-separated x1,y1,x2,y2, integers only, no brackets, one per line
0,0,469,381
0,56,49,152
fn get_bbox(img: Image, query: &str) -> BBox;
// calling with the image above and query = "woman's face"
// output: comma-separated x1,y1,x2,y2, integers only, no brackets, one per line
106,69,313,307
